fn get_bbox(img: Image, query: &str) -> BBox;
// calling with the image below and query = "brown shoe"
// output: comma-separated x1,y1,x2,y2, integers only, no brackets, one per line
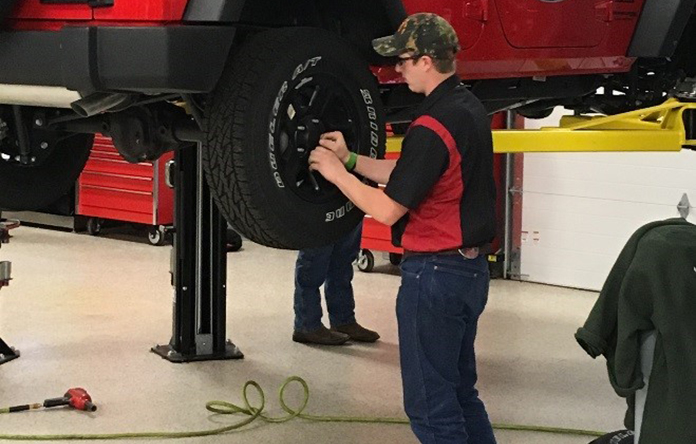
293,325,350,345
332,322,380,343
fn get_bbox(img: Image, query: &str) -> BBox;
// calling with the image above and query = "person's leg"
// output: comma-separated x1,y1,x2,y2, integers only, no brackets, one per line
325,224,361,327
457,256,496,443
398,255,481,444
326,224,380,342
396,256,428,441
293,244,333,332
293,243,351,345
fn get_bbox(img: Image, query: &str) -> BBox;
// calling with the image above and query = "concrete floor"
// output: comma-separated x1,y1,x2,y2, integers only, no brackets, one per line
0,225,627,443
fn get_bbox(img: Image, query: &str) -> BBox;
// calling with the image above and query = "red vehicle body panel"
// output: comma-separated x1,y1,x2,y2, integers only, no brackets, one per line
376,0,644,81
11,0,92,20
7,0,643,80
10,0,188,21
92,0,188,21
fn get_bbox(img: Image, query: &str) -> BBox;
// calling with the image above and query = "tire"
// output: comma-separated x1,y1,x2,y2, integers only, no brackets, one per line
226,228,243,252
356,249,374,273
0,133,93,211
203,27,386,250
86,217,102,236
516,106,554,120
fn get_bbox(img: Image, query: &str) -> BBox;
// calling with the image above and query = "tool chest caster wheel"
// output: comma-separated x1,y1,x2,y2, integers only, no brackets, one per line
357,249,374,272
148,226,167,246
388,253,402,266
86,218,102,236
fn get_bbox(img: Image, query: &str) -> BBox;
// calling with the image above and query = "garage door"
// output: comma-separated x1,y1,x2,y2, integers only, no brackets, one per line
519,108,696,291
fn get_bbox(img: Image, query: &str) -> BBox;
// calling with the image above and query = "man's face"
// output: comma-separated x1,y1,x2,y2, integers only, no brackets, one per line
395,53,427,94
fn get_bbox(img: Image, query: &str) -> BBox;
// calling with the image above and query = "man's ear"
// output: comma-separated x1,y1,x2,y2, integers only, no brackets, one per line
422,55,436,72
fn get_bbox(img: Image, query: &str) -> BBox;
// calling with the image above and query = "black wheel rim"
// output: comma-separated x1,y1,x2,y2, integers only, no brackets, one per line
272,73,362,203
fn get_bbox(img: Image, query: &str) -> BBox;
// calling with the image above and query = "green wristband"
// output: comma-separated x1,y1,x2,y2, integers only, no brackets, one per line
345,152,358,171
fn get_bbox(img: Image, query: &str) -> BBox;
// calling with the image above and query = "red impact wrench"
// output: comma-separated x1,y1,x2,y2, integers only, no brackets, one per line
0,388,97,414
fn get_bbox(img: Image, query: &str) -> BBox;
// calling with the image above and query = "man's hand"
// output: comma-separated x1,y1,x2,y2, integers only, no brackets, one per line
318,132,350,164
309,146,347,184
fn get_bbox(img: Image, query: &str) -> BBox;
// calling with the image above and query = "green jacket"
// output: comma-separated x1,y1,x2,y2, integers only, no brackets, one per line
575,218,696,444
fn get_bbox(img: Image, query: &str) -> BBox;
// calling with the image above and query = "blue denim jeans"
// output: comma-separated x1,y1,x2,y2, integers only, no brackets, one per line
397,253,496,444
293,224,362,331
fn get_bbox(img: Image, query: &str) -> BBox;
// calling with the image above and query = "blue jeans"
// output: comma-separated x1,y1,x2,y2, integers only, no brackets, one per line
397,253,496,444
293,224,362,331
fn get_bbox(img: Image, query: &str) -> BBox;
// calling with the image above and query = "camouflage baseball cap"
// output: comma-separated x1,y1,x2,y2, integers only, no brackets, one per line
372,13,460,58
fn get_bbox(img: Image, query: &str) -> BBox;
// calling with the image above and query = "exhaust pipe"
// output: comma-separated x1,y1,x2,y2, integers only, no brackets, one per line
70,92,135,117
0,84,81,108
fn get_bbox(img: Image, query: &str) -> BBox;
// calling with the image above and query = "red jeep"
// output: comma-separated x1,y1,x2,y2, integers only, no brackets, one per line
0,0,694,249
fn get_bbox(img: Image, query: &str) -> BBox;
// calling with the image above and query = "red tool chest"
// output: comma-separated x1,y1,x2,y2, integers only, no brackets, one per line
77,135,174,244
357,142,403,271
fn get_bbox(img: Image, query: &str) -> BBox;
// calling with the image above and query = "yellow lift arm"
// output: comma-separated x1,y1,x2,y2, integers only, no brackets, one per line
386,98,696,154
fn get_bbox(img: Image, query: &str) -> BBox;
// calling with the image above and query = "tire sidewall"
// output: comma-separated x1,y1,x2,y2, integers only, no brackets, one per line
210,28,385,248
0,133,93,211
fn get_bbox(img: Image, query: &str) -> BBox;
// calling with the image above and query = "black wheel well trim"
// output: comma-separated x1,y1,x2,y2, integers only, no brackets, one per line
184,0,405,28
628,0,696,58
184,0,407,70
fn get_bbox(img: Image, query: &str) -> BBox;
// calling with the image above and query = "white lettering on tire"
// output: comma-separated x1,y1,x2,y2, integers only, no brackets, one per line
325,200,356,222
269,80,289,188
324,89,380,223
292,57,322,80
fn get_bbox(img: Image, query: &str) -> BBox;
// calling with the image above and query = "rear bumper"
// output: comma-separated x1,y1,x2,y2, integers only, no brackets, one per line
0,25,236,93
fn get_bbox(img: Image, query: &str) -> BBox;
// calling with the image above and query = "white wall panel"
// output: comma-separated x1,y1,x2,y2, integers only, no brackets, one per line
519,108,696,290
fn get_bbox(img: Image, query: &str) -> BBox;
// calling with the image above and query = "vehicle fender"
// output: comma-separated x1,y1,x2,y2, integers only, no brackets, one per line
628,0,696,57
183,0,405,28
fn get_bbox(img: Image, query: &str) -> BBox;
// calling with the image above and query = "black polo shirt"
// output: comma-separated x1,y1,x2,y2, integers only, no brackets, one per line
384,75,496,252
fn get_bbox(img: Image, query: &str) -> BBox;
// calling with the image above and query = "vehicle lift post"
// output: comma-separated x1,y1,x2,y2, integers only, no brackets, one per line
0,220,20,366
151,136,243,363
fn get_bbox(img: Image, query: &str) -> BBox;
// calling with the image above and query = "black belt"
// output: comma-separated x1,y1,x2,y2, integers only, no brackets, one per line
403,247,480,259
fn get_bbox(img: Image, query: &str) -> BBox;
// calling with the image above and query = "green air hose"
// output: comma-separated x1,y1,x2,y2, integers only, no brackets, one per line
0,376,605,441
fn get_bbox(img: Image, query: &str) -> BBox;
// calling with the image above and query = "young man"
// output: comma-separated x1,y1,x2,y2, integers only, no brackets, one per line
292,223,380,345
309,13,497,444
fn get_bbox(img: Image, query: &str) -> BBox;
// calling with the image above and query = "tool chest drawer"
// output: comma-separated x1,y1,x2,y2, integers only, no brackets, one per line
82,135,154,177
79,186,154,214
79,171,153,193
77,135,173,227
